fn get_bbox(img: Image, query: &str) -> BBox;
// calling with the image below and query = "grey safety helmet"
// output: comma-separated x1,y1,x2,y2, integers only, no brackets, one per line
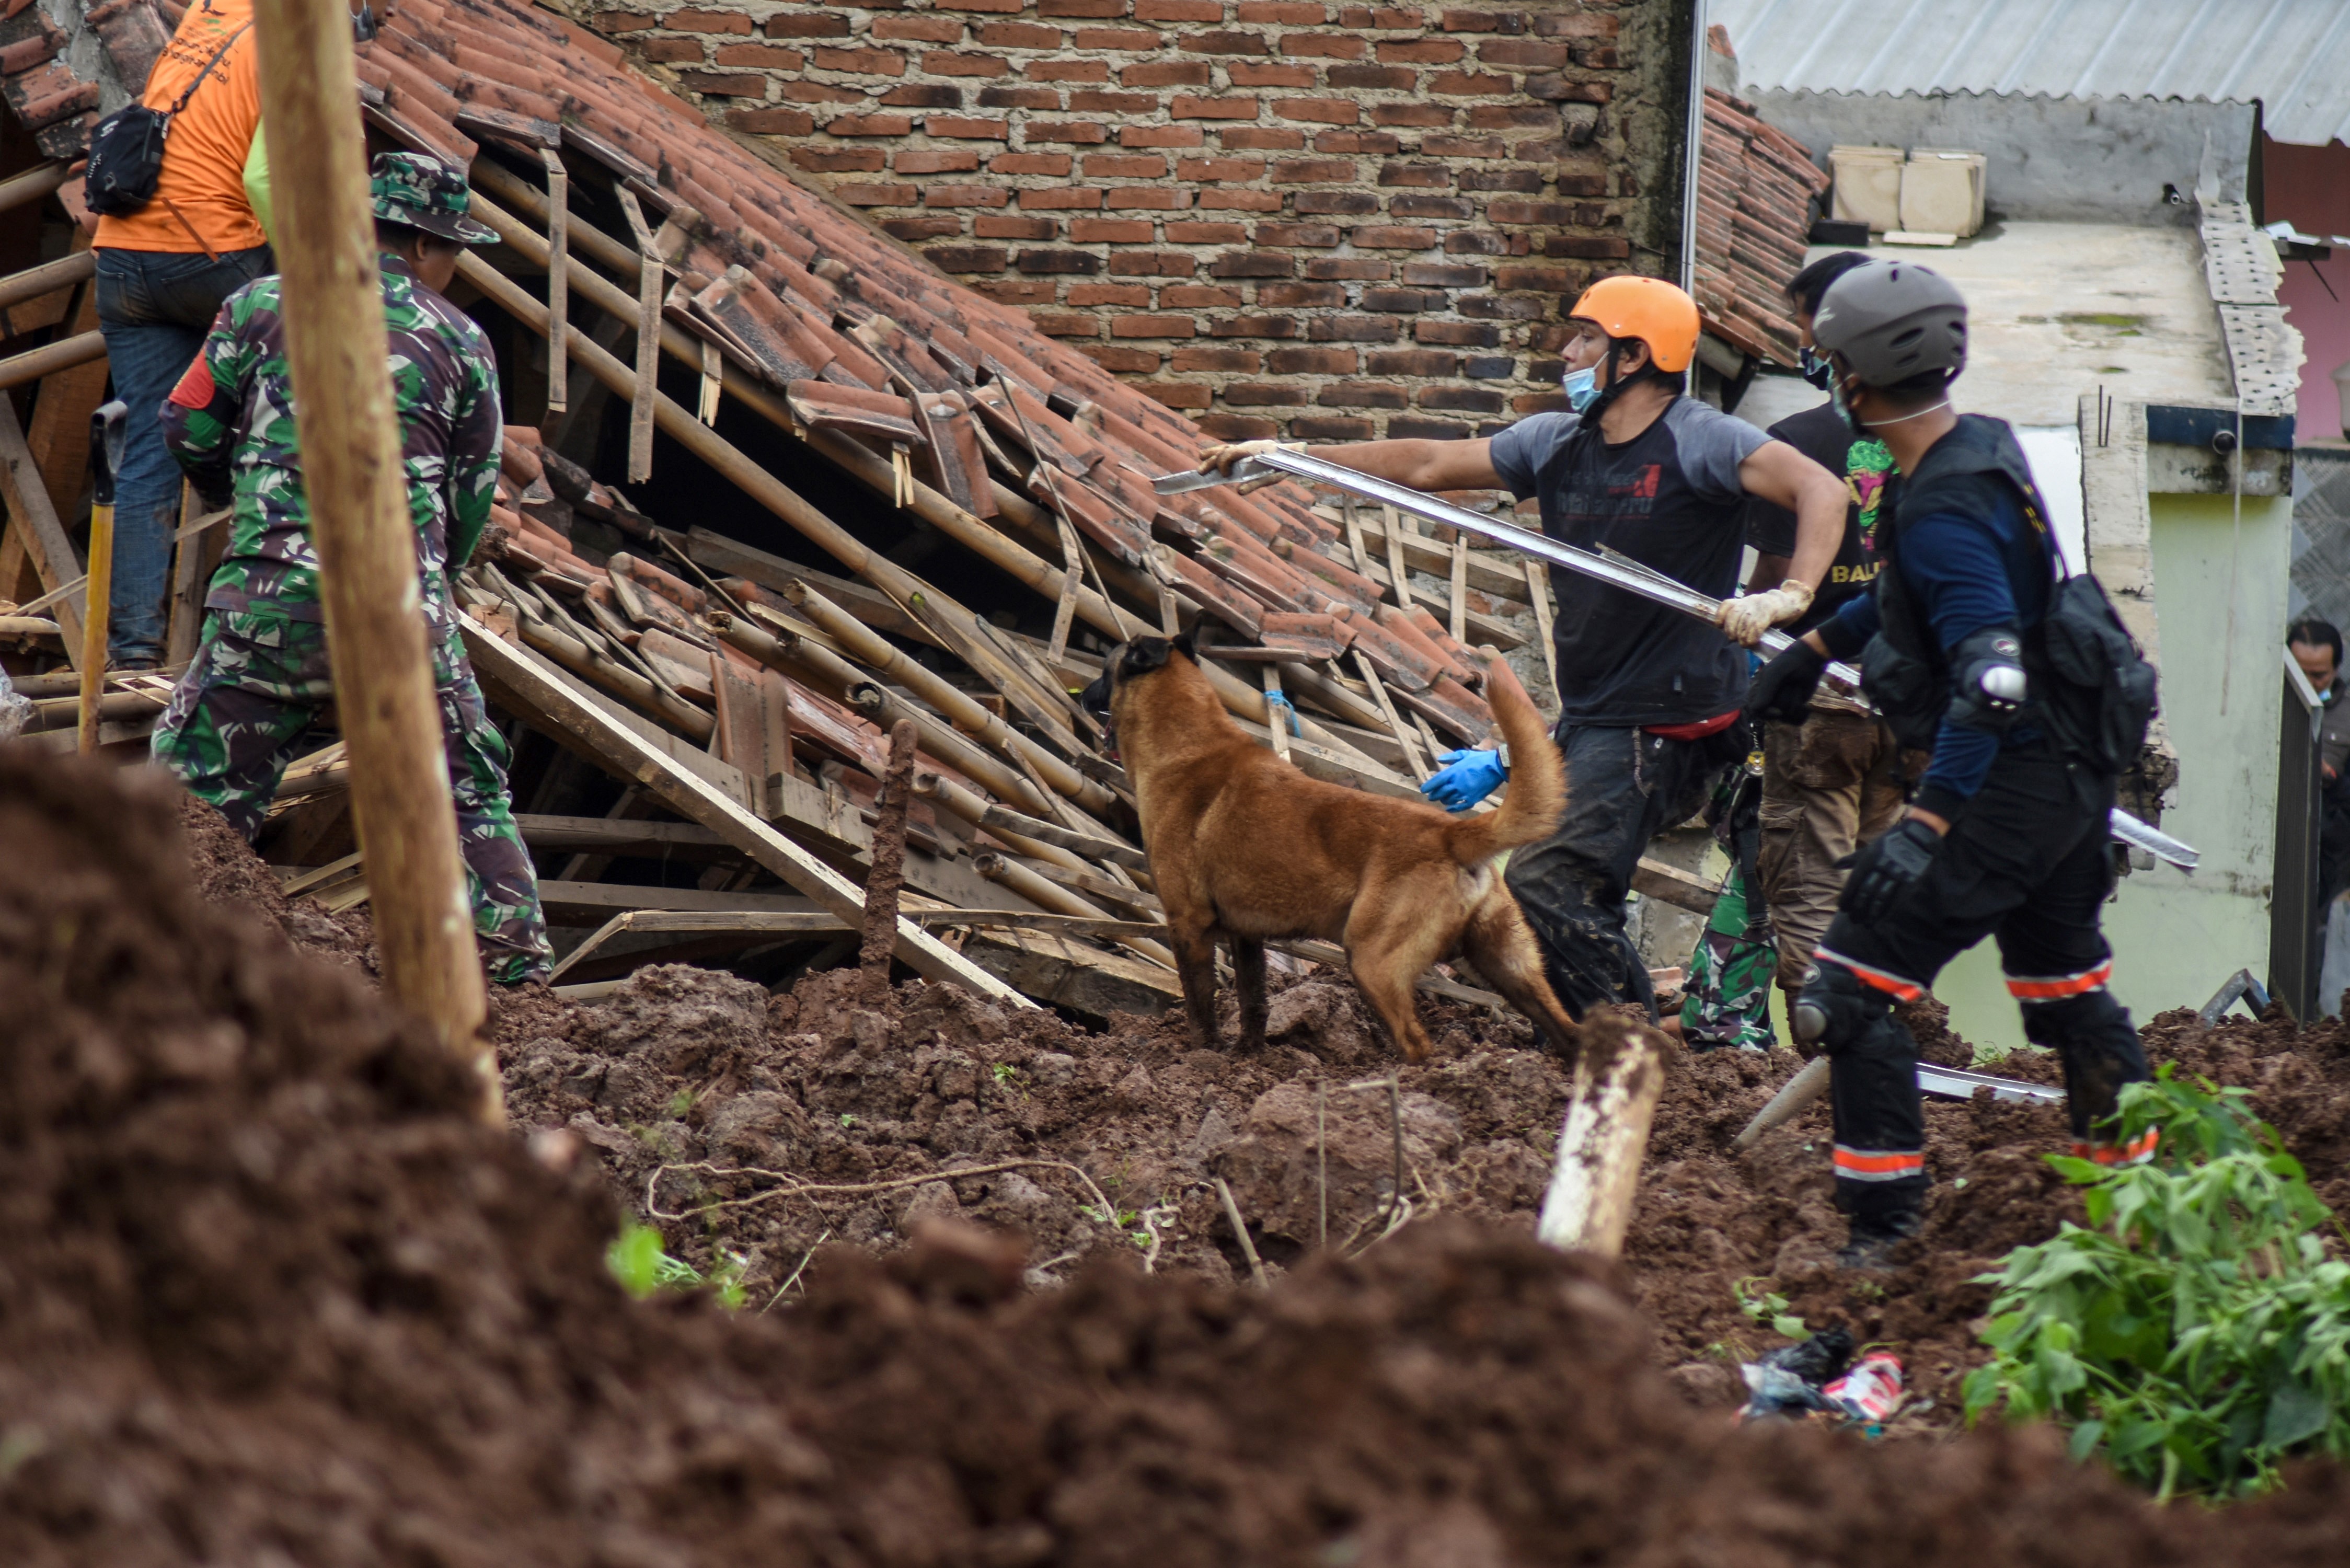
1811,259,1967,388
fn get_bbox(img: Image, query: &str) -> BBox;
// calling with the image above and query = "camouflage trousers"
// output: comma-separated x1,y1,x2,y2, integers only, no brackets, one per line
152,609,552,985
1679,866,1777,1052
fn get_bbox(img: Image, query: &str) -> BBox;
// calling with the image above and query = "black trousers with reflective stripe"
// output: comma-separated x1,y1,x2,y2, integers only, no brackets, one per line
1810,738,2144,1229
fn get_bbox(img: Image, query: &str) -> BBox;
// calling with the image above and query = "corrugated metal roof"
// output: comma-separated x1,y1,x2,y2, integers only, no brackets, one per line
1710,0,2350,147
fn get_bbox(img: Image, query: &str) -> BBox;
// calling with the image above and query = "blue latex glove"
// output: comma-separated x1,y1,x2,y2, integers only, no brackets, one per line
1421,747,1506,812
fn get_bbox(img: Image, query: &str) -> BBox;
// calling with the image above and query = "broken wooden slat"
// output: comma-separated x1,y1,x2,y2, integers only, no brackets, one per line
460,611,1033,1003
0,393,86,661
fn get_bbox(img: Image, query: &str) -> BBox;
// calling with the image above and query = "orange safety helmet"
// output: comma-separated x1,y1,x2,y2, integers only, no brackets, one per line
1568,275,1701,374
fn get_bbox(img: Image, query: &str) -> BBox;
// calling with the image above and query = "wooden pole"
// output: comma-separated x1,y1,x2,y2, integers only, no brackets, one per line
1536,1012,1669,1258
76,402,123,752
1731,1055,1831,1154
859,719,918,1002
538,148,567,424
252,0,500,1121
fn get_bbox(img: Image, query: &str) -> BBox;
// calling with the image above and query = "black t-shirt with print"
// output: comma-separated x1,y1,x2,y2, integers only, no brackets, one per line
1489,398,1770,728
1741,400,1895,636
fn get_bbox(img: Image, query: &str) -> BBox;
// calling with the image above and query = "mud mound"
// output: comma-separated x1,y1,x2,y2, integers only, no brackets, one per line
16,751,2350,1562
501,965,1572,1292
173,801,2350,1432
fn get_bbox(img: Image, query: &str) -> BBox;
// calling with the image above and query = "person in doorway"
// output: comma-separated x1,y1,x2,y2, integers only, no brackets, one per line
150,153,551,986
1743,251,1920,1019
2288,617,2350,906
1198,274,1847,1021
1746,259,2151,1270
92,0,270,669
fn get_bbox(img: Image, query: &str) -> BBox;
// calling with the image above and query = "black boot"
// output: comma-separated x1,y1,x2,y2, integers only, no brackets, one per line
1836,1209,1919,1274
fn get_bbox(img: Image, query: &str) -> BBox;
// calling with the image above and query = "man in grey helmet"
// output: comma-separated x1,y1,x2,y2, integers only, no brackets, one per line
1743,259,2153,1270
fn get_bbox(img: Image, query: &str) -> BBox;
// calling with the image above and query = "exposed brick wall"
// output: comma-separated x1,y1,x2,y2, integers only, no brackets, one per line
580,0,1689,440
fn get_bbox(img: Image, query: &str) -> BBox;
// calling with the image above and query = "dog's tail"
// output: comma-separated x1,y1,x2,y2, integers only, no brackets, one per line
1444,658,1565,867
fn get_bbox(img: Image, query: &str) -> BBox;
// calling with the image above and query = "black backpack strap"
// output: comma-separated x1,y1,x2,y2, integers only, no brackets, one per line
167,22,251,119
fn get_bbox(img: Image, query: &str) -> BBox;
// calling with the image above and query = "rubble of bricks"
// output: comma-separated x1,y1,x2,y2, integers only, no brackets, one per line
582,0,1690,440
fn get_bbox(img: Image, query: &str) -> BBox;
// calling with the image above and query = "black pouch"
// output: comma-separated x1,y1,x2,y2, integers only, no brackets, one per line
2038,573,2157,773
1858,632,1948,753
83,24,249,218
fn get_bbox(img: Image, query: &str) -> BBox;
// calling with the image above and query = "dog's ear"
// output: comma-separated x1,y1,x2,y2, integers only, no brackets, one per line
1171,630,1197,664
1118,637,1174,679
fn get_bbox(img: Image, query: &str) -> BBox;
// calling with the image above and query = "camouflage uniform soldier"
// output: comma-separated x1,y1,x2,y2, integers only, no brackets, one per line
152,152,550,985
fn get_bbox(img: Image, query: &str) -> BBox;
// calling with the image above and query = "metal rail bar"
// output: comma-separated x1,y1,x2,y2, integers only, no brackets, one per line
1162,452,2201,872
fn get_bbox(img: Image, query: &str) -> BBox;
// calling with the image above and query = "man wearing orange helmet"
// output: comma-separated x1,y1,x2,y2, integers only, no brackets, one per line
1200,273,1846,1022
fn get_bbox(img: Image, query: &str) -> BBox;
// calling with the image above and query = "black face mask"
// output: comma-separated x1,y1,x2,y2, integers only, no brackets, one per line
1799,344,1833,391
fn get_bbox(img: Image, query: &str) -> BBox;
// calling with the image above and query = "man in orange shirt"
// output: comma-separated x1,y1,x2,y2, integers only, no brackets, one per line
93,0,269,670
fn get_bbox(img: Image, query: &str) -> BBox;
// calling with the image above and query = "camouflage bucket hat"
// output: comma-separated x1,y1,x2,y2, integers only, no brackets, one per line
371,151,499,245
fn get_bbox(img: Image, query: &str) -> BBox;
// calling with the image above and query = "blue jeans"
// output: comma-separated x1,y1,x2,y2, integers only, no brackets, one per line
95,245,271,665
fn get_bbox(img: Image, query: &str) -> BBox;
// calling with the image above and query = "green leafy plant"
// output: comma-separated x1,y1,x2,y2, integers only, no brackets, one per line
991,1062,1020,1087
1734,1275,1808,1341
606,1220,748,1309
1964,1068,2350,1500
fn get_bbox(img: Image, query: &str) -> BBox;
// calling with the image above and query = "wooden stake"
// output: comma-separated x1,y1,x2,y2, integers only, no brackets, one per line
614,187,663,485
539,147,568,422
252,0,498,1120
1523,557,1558,699
1261,664,1292,763
1448,527,1469,645
1536,1014,1669,1258
1382,503,1413,609
859,718,917,1002
1353,648,1428,782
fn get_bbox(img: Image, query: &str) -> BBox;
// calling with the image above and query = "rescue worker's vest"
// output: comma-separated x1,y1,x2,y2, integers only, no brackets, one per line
1859,415,2155,775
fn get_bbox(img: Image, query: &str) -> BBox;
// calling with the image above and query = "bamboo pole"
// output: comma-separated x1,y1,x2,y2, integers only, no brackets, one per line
1535,1014,1669,1258
0,162,70,216
0,250,96,314
0,330,106,393
781,576,1115,815
973,852,1177,970
253,0,498,1121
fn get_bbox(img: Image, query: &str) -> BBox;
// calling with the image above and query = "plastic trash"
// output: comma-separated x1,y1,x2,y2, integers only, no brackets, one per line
1738,1329,1904,1431
1823,1352,1905,1428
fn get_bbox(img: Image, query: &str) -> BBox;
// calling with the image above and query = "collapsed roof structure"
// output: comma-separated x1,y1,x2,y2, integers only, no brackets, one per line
2,0,1720,1013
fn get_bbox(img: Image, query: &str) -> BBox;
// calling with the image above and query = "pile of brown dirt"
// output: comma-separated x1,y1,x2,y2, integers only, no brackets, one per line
18,751,2350,1562
181,791,2350,1433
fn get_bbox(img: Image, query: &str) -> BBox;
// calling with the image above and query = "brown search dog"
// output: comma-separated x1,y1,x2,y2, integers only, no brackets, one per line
1080,633,1581,1064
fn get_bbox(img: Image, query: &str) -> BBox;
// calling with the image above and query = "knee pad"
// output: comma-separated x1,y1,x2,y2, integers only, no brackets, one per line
1793,961,1895,1054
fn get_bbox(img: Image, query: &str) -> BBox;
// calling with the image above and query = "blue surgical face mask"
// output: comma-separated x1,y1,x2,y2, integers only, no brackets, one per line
1562,364,1600,412
1831,374,1866,436
1799,344,1832,391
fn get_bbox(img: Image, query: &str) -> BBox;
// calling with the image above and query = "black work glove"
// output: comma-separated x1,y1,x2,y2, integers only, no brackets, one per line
1745,639,1827,728
1839,816,1942,924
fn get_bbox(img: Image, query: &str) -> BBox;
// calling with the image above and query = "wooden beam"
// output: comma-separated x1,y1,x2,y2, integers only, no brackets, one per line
0,250,96,315
0,329,104,393
0,393,86,660
0,163,71,217
459,610,1035,1004
958,926,1183,1019
1631,856,1720,917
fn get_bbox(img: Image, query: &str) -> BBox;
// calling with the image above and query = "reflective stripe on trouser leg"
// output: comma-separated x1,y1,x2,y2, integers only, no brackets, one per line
2012,971,2149,1156
1804,957,1929,1230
